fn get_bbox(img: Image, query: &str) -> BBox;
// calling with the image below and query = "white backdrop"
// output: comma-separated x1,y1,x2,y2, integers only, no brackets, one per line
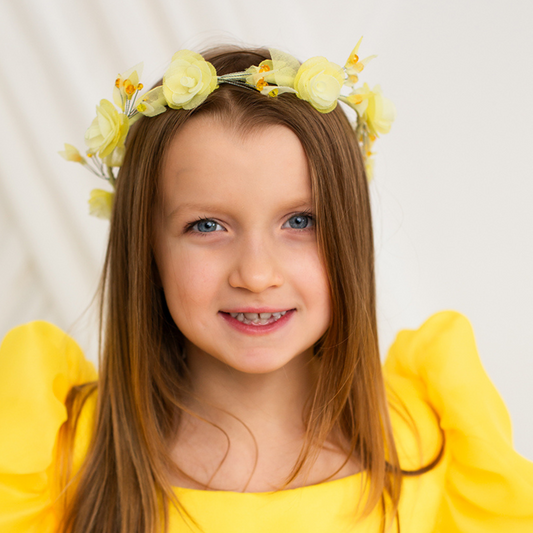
1,0,532,458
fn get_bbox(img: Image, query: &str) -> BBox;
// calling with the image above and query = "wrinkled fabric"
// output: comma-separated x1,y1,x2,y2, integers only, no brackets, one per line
1,312,532,532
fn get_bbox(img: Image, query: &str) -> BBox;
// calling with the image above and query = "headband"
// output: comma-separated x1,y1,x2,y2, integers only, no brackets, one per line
59,38,395,219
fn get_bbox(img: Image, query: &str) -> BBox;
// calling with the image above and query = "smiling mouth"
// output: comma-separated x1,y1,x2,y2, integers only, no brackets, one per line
221,311,292,326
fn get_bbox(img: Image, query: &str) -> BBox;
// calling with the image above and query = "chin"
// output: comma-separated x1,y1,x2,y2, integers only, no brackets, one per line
225,344,315,375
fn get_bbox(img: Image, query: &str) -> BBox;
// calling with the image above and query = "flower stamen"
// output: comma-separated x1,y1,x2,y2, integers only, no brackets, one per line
124,80,136,96
256,78,268,91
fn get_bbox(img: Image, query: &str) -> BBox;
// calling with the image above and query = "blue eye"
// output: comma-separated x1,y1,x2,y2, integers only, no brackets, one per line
283,213,315,230
186,213,315,234
188,218,224,233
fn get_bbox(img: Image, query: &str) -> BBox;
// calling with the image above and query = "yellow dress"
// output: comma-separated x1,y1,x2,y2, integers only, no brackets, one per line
1,311,532,532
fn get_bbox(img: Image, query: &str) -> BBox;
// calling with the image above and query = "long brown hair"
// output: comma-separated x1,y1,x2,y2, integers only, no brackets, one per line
59,46,405,533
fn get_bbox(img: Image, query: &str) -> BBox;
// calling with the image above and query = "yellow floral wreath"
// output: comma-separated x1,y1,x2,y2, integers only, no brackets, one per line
59,38,395,219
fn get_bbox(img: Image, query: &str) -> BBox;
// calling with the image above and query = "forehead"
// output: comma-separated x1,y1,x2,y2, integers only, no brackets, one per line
159,116,312,215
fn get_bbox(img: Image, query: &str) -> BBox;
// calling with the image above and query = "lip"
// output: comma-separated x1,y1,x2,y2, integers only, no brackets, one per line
219,309,295,335
220,307,295,314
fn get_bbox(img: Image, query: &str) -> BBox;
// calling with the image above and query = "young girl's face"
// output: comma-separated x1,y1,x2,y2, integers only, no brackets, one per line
153,115,331,374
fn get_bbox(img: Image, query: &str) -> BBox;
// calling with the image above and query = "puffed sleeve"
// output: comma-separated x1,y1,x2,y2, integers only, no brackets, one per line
385,311,533,532
0,321,97,533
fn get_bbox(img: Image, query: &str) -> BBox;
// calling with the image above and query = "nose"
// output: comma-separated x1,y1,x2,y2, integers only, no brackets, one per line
228,236,284,293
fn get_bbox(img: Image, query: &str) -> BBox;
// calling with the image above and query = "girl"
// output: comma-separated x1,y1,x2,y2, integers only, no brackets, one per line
1,45,532,533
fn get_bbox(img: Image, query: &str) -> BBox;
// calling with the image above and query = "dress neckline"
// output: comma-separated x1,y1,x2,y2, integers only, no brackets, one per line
172,470,365,495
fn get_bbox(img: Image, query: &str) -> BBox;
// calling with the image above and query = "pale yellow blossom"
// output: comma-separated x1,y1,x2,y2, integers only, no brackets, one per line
136,86,167,117
364,156,375,182
58,143,87,164
260,86,297,97
346,84,396,137
354,124,376,181
293,57,344,113
245,49,300,91
103,146,125,167
113,63,144,110
269,49,300,87
344,37,377,87
245,60,275,90
88,188,114,219
85,99,129,158
163,50,218,110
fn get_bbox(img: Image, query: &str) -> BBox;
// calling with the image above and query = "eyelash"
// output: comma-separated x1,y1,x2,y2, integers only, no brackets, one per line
184,210,316,236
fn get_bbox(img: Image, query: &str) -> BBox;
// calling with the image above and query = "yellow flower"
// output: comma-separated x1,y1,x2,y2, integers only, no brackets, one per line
245,60,274,90
245,50,300,92
344,37,377,87
88,189,114,220
85,99,129,158
293,56,344,113
269,49,300,87
347,83,396,136
260,85,297,97
163,50,218,110
136,86,167,117
103,146,125,167
355,125,375,181
58,143,87,165
113,63,144,111
364,156,375,182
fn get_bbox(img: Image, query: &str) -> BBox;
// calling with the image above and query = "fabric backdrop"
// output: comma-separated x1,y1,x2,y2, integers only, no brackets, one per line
1,0,532,457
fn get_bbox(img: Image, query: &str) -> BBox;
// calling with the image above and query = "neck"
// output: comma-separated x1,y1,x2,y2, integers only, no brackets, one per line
169,345,359,492
183,345,318,438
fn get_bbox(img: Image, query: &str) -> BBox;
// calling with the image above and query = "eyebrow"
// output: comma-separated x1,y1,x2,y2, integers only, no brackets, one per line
167,199,313,218
168,203,223,216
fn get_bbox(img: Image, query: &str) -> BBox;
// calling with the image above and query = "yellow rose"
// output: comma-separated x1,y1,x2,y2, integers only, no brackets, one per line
293,57,344,113
88,189,114,220
163,50,218,110
85,99,129,158
348,84,396,136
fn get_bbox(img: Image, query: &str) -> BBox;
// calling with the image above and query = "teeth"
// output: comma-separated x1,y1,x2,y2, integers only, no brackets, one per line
227,310,291,326
244,312,276,320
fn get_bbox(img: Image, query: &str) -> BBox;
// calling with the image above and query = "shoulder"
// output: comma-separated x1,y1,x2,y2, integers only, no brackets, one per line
0,321,97,531
384,311,476,468
384,310,510,453
384,310,476,378
384,311,533,531
0,320,97,392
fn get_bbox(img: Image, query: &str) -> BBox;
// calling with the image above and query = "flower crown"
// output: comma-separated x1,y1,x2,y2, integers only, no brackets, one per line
59,38,395,219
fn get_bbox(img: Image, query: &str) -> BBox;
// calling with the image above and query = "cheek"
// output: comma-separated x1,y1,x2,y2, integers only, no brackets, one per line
288,244,331,320
157,244,224,319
